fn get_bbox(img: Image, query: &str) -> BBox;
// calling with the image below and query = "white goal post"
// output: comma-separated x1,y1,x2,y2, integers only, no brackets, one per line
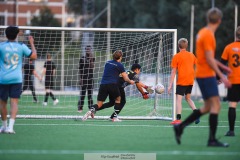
0,26,177,121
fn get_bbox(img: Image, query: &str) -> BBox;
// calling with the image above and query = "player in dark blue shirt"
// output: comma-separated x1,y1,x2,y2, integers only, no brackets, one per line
97,63,153,122
82,50,135,121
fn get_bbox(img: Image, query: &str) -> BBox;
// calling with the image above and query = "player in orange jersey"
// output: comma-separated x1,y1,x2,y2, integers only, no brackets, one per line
221,26,240,137
173,8,232,147
168,38,200,125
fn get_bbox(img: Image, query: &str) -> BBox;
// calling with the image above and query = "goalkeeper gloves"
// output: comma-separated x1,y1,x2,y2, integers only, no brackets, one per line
142,92,149,99
144,85,154,94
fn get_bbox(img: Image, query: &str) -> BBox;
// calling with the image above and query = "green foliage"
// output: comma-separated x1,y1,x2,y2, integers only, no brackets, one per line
67,0,239,58
30,6,61,56
67,0,83,15
30,6,61,27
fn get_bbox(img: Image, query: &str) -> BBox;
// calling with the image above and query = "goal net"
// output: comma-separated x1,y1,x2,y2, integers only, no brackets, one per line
0,26,177,120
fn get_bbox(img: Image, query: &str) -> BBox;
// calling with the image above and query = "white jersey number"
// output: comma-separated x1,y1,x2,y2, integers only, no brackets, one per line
4,53,19,70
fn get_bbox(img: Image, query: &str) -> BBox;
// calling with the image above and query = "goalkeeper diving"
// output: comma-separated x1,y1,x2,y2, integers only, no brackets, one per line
83,63,153,122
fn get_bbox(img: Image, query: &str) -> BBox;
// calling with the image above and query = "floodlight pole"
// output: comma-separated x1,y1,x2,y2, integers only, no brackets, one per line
107,0,111,60
61,1,66,91
211,0,215,8
235,4,238,41
190,5,194,53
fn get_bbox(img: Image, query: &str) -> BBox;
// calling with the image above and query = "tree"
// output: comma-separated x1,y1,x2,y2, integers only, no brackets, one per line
31,6,61,27
67,0,83,15
30,6,61,56
67,0,239,58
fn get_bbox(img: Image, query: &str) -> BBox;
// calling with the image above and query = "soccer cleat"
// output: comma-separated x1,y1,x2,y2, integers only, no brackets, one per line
0,126,7,133
173,124,183,145
5,128,16,134
112,117,122,122
82,111,92,121
53,99,59,105
170,120,182,125
90,112,95,119
195,118,200,124
207,139,229,147
43,102,47,106
225,131,235,137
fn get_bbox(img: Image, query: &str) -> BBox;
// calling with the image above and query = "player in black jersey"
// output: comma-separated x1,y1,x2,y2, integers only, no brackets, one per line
77,46,95,112
40,53,59,106
97,63,153,122
22,59,41,102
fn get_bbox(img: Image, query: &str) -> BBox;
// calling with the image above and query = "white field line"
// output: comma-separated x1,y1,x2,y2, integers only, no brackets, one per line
14,123,240,128
0,150,239,156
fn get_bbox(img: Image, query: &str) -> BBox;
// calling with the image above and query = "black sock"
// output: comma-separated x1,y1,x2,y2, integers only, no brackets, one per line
97,101,115,111
228,107,236,131
110,103,121,119
32,91,37,101
44,93,50,102
180,109,202,128
91,104,99,112
176,114,181,120
49,92,56,100
209,113,218,141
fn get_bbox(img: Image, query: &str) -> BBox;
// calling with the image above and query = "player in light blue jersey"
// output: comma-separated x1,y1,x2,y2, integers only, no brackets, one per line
0,26,37,134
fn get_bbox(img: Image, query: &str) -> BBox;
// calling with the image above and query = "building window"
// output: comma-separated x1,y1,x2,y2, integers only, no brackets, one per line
0,16,4,25
28,0,47,2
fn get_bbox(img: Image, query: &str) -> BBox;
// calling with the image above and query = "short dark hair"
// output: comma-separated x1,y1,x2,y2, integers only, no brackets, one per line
5,26,19,40
46,53,52,59
131,64,141,71
85,45,92,50
206,7,222,24
112,50,123,60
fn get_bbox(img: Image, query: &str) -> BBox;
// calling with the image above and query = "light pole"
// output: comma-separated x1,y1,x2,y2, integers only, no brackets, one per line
211,0,215,8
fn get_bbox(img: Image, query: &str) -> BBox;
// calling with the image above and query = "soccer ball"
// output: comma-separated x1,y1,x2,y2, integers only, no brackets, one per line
155,83,165,94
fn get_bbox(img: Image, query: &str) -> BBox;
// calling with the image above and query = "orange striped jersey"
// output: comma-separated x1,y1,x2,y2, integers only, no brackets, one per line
171,49,197,85
221,41,240,84
195,27,216,78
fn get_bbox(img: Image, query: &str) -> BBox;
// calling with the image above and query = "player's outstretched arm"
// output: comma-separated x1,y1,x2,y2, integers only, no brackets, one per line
205,51,231,88
216,59,232,74
122,72,135,84
136,83,149,99
168,68,176,94
28,36,37,60
40,68,46,81
136,82,154,94
33,69,41,80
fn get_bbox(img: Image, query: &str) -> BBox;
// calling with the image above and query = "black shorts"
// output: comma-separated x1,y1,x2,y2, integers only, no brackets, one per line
45,80,54,89
176,85,193,96
0,83,22,101
227,84,240,102
23,79,33,88
97,84,121,101
107,87,126,104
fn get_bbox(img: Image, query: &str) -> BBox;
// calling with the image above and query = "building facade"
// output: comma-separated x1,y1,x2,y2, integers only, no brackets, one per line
0,0,70,26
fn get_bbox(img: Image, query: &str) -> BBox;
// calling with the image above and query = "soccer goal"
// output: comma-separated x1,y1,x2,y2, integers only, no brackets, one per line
0,26,177,121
